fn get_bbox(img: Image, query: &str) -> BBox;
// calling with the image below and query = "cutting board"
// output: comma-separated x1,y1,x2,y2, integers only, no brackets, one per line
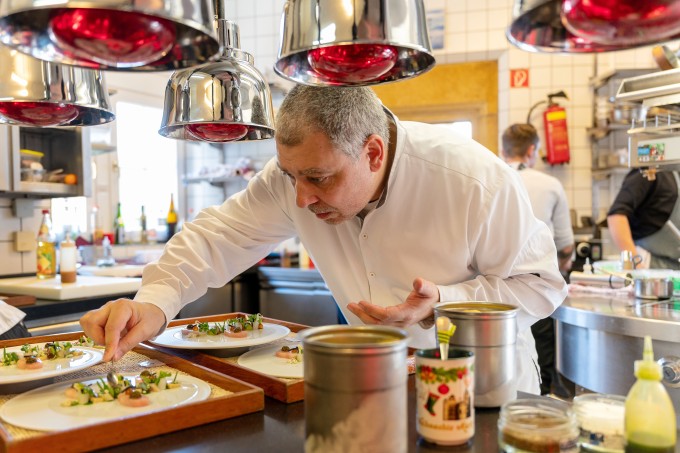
0,275,141,300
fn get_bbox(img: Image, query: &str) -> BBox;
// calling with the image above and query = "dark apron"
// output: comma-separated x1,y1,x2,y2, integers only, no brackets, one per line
636,171,680,269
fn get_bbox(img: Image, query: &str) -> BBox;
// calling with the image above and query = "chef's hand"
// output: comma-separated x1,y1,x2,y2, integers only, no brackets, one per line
347,277,439,328
79,299,166,362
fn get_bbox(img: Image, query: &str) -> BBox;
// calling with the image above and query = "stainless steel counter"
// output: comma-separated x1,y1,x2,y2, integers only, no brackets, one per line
553,294,680,426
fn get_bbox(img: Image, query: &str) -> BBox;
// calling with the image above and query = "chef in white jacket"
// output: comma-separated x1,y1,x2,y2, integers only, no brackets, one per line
81,86,567,396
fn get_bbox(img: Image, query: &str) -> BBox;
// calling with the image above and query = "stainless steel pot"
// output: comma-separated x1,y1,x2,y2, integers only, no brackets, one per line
433,301,519,407
634,277,674,300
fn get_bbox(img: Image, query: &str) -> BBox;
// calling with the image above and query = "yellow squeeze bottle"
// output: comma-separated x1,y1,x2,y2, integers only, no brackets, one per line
624,336,676,453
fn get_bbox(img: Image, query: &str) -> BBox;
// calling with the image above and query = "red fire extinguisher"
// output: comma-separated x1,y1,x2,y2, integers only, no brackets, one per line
527,91,570,165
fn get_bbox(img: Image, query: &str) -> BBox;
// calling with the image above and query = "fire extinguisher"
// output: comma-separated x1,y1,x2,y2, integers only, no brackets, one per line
527,91,570,165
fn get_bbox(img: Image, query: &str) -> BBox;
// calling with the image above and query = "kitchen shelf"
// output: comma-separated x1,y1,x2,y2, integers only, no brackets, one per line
182,175,245,186
16,181,78,196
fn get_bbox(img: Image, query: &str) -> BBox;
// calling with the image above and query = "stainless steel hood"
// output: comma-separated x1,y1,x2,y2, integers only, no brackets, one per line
615,69,680,176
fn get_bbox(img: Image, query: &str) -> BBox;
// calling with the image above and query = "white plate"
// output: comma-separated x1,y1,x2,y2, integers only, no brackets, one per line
0,373,211,431
237,343,303,379
0,346,103,385
148,323,291,350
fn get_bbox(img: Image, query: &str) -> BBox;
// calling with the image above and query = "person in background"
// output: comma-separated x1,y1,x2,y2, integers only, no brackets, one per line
501,123,574,397
81,86,567,398
0,302,30,340
607,169,680,270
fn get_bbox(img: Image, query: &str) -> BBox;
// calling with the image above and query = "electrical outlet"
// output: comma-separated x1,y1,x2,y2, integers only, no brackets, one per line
13,231,35,252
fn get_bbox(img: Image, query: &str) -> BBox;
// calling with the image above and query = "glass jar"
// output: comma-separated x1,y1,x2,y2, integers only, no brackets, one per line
498,398,579,453
573,393,625,453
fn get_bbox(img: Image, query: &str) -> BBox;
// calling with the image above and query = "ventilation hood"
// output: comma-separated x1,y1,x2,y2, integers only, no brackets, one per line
615,68,680,176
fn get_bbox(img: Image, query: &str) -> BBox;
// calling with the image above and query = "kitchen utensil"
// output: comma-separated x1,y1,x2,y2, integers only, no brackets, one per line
435,316,456,361
415,348,475,446
633,276,674,300
433,301,519,407
299,325,409,453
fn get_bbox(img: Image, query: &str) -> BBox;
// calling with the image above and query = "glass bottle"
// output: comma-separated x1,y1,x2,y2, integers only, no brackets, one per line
166,194,178,240
36,209,57,279
114,202,125,245
59,227,77,284
140,205,148,244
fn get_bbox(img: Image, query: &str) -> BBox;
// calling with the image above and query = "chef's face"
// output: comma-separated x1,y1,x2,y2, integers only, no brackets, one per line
277,130,384,225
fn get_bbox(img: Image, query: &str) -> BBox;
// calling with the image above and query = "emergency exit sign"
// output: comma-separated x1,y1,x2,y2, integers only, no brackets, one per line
510,69,529,88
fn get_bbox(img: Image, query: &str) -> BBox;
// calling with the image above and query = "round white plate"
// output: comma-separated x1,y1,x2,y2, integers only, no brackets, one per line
237,343,303,379
148,323,291,350
0,373,211,431
0,346,103,385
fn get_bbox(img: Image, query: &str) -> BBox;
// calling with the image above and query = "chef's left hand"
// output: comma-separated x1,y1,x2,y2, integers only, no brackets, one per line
347,277,439,328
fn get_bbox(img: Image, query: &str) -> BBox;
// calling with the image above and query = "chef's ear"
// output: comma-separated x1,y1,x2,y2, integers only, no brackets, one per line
364,134,386,171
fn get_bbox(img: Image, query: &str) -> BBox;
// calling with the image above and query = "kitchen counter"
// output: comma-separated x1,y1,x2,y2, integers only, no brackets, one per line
554,293,680,426
101,375,502,453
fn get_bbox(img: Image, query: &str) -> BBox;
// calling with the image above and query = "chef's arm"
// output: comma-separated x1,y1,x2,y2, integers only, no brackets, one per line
557,244,574,273
607,214,636,256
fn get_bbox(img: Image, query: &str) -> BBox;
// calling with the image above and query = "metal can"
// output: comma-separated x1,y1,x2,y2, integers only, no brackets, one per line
434,301,519,407
299,325,409,453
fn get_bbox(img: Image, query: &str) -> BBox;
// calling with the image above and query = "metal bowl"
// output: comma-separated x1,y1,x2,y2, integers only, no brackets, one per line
634,277,674,300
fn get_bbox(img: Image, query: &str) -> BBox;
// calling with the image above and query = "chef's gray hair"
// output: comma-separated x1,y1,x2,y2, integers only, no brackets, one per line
275,85,390,160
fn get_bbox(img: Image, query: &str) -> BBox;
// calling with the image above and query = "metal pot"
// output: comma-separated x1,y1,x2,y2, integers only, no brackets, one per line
634,277,674,300
433,301,519,407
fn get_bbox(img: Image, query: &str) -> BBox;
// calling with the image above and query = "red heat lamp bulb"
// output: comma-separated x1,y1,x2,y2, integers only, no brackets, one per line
0,101,79,127
307,44,398,84
185,123,250,142
562,0,680,46
48,8,176,67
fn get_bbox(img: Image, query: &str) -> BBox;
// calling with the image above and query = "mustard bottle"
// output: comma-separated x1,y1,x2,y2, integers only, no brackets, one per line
624,336,676,453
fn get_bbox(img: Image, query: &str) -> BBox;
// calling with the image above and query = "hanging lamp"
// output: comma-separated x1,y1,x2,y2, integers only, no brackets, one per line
158,16,275,142
275,0,435,86
0,0,219,71
508,0,680,53
0,45,114,127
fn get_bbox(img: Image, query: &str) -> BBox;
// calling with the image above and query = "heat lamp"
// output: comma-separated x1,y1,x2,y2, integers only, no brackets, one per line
275,0,435,86
0,1,219,71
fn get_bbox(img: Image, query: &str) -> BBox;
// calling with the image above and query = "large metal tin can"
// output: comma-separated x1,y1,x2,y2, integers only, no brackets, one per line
299,325,409,453
434,301,519,407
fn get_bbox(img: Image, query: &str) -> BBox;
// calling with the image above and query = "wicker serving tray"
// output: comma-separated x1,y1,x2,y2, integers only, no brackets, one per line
0,332,264,452
151,313,309,403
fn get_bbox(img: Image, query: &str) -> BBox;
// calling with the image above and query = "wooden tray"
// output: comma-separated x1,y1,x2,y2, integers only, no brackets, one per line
149,313,416,404
0,294,35,308
0,332,264,453
148,313,309,404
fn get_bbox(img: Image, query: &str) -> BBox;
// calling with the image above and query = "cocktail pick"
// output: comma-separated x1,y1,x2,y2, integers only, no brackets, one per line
436,316,456,361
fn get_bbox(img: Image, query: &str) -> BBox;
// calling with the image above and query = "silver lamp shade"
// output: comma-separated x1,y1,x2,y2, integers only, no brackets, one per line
275,0,435,86
508,0,680,53
159,20,275,142
0,0,219,71
0,45,114,127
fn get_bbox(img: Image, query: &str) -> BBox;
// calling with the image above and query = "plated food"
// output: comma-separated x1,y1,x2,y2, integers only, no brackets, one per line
181,314,264,340
237,343,304,379
62,370,180,408
0,372,212,431
150,315,290,350
0,342,103,385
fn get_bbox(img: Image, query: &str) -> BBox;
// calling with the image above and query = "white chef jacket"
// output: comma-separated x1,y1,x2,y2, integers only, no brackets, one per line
509,163,574,251
0,301,26,336
135,116,568,395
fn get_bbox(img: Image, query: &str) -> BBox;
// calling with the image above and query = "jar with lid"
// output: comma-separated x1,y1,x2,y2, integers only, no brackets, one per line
573,393,625,453
498,398,579,453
